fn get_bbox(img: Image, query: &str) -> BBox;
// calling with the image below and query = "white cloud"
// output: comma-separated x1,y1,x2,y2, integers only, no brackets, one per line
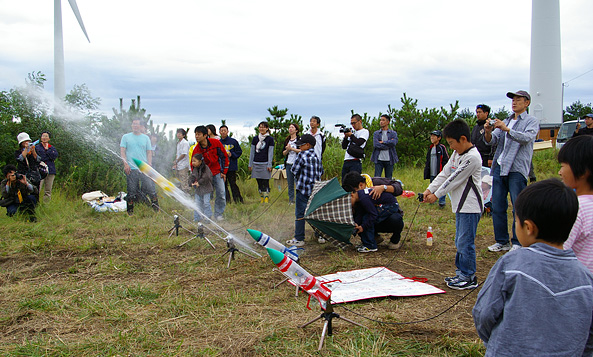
1,0,592,135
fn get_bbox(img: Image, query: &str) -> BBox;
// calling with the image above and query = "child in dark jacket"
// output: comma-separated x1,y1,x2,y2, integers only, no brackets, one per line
188,154,214,221
424,129,449,208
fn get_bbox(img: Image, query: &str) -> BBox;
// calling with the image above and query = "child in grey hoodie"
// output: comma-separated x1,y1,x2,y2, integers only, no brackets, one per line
473,179,593,356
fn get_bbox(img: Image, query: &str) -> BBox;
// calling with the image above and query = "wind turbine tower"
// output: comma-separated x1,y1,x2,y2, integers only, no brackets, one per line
54,0,90,100
530,0,562,128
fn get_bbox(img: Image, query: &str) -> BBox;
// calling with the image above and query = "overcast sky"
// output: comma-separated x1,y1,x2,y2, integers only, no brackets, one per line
1,0,592,139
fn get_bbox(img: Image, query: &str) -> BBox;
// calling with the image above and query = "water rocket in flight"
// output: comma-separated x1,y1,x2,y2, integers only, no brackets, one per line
133,158,176,193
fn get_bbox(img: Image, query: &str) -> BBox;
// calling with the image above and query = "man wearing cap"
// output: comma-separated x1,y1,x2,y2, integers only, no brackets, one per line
484,90,539,252
286,134,324,247
573,114,593,137
371,114,399,179
424,129,449,208
120,119,159,215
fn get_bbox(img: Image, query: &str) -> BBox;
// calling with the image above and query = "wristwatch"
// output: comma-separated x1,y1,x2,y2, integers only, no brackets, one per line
383,185,388,190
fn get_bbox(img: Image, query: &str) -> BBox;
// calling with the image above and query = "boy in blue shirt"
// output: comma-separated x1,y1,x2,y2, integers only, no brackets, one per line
473,179,593,356
422,120,483,289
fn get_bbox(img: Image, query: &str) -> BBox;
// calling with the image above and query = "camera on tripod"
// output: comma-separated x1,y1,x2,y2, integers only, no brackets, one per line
417,193,424,202
335,124,351,134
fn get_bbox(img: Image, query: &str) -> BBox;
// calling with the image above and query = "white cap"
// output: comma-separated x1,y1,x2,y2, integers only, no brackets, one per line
17,132,31,145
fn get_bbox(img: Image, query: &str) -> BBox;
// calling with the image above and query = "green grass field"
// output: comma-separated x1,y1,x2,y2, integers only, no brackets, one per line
0,150,561,356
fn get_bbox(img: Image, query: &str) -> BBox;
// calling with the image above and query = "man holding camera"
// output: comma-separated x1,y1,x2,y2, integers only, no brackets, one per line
573,113,593,137
484,90,539,252
471,104,494,167
1,164,38,222
341,114,369,182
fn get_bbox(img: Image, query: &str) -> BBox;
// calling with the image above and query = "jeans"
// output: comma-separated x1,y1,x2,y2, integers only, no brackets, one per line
126,169,157,204
285,163,295,203
194,192,212,221
6,194,37,217
294,191,309,241
374,160,393,179
341,160,362,182
454,212,480,279
224,170,243,203
375,211,404,244
359,204,400,249
491,165,526,246
429,176,446,206
212,173,226,217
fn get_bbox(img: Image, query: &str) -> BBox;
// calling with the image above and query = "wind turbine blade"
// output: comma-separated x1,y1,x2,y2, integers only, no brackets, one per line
67,0,90,42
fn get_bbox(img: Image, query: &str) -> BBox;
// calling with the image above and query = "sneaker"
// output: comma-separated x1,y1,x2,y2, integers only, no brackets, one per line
447,276,478,290
488,242,511,252
444,275,460,283
509,244,521,252
387,242,402,250
317,236,326,244
357,246,378,253
286,239,305,247
215,215,224,222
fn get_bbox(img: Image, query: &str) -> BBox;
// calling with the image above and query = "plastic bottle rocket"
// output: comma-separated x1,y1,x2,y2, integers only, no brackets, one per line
247,229,299,261
133,158,177,192
266,248,332,310
426,226,433,246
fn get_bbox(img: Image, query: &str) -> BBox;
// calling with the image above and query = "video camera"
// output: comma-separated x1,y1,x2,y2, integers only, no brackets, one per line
417,192,424,202
335,124,351,134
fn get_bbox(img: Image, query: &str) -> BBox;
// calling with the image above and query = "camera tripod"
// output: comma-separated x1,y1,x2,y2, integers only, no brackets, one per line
221,238,249,268
177,222,216,249
168,215,192,238
300,302,366,351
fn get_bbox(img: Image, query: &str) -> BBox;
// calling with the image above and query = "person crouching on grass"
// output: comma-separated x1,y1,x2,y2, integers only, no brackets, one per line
349,176,402,253
422,119,483,290
473,179,593,356
188,154,214,222
285,134,323,247
1,164,38,222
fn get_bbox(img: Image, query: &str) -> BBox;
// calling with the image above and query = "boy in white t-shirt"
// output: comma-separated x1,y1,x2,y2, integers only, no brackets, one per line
422,119,483,290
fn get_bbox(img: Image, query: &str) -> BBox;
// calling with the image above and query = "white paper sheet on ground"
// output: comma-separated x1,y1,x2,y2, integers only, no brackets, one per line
315,266,445,304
